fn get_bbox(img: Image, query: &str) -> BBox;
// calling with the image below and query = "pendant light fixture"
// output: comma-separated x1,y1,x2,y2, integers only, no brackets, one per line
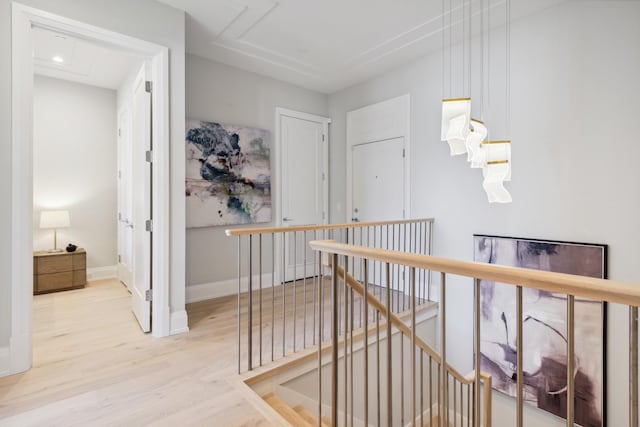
466,118,488,167
441,97,471,156
482,140,511,203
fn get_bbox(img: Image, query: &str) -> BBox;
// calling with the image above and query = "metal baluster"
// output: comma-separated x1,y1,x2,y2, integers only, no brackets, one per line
318,252,323,424
567,295,575,427
453,380,457,427
344,256,349,427
403,223,408,311
304,230,307,348
386,262,393,427
427,221,433,301
331,253,339,427
248,235,253,370
351,284,355,427
460,379,463,427
516,286,523,427
401,333,405,426
467,382,471,427
420,351,424,427
429,357,433,427
437,363,441,427
237,236,241,374
322,229,326,342
377,311,381,427
259,234,263,366
293,232,297,352
474,278,481,427
312,231,317,346
441,272,447,427
363,258,370,427
411,267,417,426
282,232,286,356
271,234,275,362
631,306,639,427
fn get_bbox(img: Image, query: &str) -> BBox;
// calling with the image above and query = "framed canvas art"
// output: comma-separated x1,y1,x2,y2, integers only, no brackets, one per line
473,235,607,427
186,120,271,227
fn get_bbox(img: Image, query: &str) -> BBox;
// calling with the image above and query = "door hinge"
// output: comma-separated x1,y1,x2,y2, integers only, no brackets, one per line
118,170,122,179
145,81,152,93
322,211,326,220
322,172,325,181
118,254,122,263
145,289,152,301
118,212,122,221
145,150,153,163
322,134,325,141
402,148,406,158
118,128,122,137
145,219,153,232
403,209,405,218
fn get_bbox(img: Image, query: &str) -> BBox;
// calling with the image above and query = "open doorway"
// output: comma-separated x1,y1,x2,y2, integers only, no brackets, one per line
10,4,174,376
31,27,152,332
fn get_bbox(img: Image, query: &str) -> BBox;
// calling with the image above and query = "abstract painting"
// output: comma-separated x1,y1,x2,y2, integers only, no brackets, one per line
186,120,271,227
474,235,606,427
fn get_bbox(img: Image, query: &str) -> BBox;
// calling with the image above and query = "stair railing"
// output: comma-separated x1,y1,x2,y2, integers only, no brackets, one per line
310,240,640,427
226,218,434,373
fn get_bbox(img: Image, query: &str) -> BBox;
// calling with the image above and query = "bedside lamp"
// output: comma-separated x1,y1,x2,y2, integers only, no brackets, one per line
40,210,70,252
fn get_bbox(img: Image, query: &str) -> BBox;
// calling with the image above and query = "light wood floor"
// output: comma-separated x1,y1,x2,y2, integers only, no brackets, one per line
0,279,275,427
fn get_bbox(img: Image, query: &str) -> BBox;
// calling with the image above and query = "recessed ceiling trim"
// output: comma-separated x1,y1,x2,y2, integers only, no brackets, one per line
235,39,315,69
214,5,249,40
210,40,325,81
235,1,279,40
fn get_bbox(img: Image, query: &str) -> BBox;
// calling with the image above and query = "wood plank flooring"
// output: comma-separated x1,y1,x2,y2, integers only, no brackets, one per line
0,279,275,427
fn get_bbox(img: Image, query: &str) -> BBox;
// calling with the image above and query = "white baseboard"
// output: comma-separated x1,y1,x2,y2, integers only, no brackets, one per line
0,346,10,377
186,273,274,304
87,265,118,281
169,310,189,335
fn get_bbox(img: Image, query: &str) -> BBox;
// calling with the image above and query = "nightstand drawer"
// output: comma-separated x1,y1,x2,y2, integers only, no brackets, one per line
36,254,73,274
35,272,74,292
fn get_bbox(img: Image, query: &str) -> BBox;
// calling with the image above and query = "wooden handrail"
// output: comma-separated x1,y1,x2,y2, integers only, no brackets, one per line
312,240,640,307
336,264,478,385
225,218,434,236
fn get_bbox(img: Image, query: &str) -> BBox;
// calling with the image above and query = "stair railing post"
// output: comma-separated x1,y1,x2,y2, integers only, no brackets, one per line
631,306,639,427
331,253,339,427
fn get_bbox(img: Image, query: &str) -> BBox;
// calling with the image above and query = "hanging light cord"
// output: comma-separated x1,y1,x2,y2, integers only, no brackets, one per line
506,0,511,136
442,0,446,100
479,0,484,120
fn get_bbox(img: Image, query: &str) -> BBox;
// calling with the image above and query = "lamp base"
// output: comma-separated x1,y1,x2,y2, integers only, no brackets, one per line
47,248,64,253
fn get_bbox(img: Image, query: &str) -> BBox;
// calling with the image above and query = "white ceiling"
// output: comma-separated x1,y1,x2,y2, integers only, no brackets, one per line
157,0,567,94
33,27,144,90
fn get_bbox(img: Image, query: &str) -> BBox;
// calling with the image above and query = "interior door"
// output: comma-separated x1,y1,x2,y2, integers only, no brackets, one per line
352,137,405,289
131,64,152,332
352,137,405,222
117,107,134,289
280,114,326,281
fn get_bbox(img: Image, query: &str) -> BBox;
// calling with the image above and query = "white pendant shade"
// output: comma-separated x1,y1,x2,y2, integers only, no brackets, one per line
441,98,471,156
482,141,511,203
466,119,488,167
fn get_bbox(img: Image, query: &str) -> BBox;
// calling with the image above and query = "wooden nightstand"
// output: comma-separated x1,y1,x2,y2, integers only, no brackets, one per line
33,249,86,294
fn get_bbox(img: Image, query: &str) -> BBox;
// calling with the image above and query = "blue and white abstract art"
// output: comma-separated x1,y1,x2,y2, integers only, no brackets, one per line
186,120,272,227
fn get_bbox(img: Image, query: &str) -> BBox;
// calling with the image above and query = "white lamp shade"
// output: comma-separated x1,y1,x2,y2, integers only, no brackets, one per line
441,98,471,156
40,210,70,229
466,119,488,167
482,162,512,203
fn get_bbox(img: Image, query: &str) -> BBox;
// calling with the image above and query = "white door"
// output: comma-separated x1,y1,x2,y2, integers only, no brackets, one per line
117,107,134,289
351,138,405,222
131,65,152,332
280,112,328,281
351,137,405,289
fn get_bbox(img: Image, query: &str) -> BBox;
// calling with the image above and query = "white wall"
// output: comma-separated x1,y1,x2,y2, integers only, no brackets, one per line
0,0,185,350
33,76,117,269
185,54,328,293
328,1,640,426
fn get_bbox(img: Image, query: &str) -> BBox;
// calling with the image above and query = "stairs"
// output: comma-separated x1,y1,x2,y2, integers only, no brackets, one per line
264,392,330,426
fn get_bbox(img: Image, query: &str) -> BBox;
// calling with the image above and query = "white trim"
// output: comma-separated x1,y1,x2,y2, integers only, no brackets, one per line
186,274,275,304
8,2,174,376
169,310,189,335
87,265,118,281
346,94,411,222
0,347,9,377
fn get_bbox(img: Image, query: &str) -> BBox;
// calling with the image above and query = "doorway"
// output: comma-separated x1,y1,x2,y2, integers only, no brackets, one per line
276,108,330,282
10,4,172,376
346,94,411,223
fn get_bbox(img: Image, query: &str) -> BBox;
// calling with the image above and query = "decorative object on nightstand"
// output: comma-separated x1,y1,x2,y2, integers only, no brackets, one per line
33,248,86,294
66,243,78,252
39,210,70,252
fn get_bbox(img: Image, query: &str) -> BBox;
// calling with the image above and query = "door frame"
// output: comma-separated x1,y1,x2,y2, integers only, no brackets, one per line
346,94,411,222
9,2,171,375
